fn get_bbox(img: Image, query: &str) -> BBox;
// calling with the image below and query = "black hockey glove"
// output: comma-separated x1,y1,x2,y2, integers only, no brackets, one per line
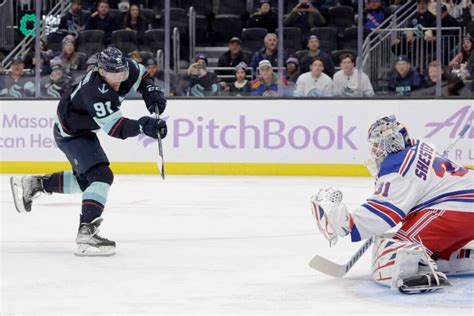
138,117,167,139
143,84,166,115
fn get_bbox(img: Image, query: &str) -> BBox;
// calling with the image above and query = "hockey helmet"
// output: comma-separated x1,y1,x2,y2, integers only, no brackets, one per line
97,47,129,83
366,115,411,175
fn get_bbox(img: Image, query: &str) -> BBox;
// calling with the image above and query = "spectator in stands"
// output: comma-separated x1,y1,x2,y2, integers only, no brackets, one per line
333,53,374,97
250,33,287,70
387,55,424,96
222,62,251,96
59,36,85,74
30,39,55,74
428,0,454,16
440,3,462,63
295,57,333,97
86,0,119,45
415,60,470,96
393,0,435,56
185,54,218,97
449,35,472,80
145,58,179,96
452,0,474,23
58,0,89,35
0,57,35,98
218,37,251,68
284,0,326,40
85,53,99,71
364,0,392,30
298,35,335,77
40,62,73,98
123,3,148,45
285,57,300,83
247,0,278,33
250,59,291,96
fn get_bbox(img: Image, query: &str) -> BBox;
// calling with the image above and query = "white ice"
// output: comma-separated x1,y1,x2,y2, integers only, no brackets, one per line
1,175,473,315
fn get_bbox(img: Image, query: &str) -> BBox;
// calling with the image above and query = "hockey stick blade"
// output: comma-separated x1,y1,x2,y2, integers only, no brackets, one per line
309,237,374,278
155,106,165,180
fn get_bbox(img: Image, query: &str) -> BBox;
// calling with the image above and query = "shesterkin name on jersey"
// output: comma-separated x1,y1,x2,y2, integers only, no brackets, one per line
377,140,435,180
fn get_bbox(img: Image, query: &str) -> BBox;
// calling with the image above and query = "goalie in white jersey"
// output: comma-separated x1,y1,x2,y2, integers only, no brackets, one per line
312,116,473,294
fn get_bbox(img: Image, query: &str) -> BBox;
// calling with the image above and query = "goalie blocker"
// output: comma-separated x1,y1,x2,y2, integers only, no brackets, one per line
310,116,474,294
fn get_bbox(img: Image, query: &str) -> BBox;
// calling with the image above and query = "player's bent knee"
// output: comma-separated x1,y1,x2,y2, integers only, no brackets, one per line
85,163,114,186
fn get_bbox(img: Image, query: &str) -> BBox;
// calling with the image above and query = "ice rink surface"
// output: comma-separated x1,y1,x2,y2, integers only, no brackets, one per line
1,174,473,315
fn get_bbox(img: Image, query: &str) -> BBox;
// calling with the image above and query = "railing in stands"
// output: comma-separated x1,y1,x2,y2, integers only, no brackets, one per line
189,6,196,63
173,27,180,72
2,0,70,68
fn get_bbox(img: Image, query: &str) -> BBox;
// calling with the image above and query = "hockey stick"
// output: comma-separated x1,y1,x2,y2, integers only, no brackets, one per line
442,122,471,158
309,237,374,278
155,106,165,180
309,122,472,277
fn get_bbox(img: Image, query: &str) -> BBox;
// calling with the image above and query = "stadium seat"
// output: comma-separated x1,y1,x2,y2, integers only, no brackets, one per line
212,14,242,44
241,28,268,53
111,30,138,55
189,0,213,16
276,27,303,55
195,15,209,44
342,26,370,51
331,49,357,67
77,30,105,57
217,0,246,15
108,8,123,22
142,29,165,53
46,31,67,53
295,50,308,59
309,27,338,53
161,8,187,35
140,8,155,28
327,6,355,36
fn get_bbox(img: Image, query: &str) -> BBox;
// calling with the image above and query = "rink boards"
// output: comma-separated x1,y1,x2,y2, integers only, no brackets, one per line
0,99,472,175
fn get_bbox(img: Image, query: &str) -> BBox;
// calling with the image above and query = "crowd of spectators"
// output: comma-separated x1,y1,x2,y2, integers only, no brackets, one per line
0,0,473,98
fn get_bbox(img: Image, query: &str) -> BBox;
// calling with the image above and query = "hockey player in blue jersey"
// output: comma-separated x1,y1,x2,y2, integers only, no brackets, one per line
10,47,167,256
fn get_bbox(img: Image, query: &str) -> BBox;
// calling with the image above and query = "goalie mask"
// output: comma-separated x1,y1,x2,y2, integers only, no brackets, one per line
97,47,129,83
366,115,411,176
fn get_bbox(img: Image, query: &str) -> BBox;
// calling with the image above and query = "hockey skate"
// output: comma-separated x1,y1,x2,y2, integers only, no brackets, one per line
396,271,452,294
75,217,116,257
10,175,49,213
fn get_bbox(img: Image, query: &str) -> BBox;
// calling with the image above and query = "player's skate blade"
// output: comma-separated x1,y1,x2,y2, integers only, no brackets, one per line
10,175,47,213
397,272,451,294
75,244,116,257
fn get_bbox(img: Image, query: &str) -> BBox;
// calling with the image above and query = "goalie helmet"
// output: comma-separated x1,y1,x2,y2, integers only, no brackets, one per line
366,115,411,175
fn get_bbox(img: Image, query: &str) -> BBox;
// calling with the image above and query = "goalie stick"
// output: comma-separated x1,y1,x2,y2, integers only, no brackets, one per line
155,106,165,180
309,122,472,278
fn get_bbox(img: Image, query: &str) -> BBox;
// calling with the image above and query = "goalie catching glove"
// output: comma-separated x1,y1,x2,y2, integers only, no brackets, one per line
143,84,166,115
310,187,352,247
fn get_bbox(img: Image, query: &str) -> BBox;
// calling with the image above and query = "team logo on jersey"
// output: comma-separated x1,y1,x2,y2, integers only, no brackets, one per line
98,84,109,94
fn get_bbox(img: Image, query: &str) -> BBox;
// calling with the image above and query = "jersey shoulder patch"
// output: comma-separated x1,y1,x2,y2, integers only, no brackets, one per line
378,140,420,178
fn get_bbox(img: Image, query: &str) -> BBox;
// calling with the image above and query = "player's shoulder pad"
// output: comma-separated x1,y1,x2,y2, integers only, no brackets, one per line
378,140,420,178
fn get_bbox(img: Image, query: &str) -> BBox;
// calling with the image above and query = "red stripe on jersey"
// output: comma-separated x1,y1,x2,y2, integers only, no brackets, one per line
367,201,403,223
109,117,125,136
398,148,414,175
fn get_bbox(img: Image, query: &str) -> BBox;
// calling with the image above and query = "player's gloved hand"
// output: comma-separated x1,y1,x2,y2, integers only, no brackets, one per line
143,84,166,114
310,187,350,247
138,117,167,139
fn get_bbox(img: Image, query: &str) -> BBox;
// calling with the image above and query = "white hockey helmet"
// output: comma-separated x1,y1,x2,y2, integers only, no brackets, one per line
366,115,411,176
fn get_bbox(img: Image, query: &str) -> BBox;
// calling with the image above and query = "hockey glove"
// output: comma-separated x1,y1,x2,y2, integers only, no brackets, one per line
143,84,166,114
138,117,167,139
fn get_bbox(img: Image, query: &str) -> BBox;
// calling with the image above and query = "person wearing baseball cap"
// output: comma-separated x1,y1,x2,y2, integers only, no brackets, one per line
217,37,251,69
250,59,291,96
298,35,335,77
186,53,219,96
388,55,424,96
228,62,251,96
247,0,278,33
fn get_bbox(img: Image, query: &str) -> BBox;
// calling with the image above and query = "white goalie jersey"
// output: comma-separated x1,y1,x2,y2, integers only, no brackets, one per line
350,140,474,242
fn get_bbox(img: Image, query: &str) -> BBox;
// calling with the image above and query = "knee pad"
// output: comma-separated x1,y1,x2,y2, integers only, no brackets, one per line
85,163,114,186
